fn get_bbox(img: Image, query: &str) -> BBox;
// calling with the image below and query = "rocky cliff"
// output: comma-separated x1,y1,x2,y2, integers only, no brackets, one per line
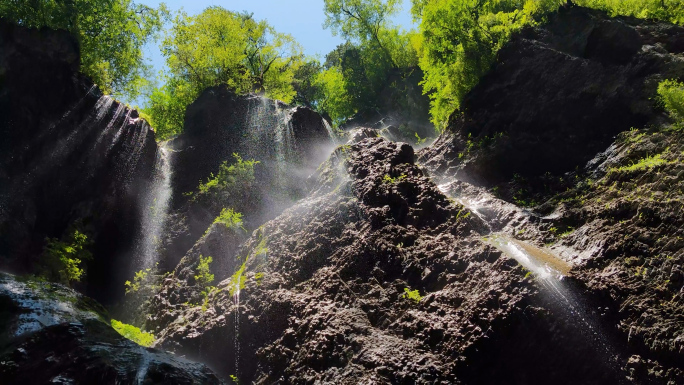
145,6,684,385
0,20,158,303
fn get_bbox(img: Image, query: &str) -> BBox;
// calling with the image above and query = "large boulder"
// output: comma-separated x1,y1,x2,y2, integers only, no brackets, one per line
147,137,624,384
0,272,223,384
0,20,158,304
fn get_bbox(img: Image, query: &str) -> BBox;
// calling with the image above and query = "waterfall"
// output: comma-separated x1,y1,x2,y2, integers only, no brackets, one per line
135,141,173,269
439,178,621,371
233,274,241,378
485,234,618,367
322,118,338,145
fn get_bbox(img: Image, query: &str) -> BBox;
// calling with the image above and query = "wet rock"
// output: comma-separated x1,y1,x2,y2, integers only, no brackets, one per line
0,20,158,304
0,272,223,384
150,137,620,384
162,86,335,269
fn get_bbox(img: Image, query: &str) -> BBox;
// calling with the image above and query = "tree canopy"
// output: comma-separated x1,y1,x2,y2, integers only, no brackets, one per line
317,0,424,126
0,0,165,99
144,6,304,139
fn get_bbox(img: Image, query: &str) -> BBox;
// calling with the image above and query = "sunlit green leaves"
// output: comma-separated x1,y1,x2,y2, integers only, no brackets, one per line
144,7,304,139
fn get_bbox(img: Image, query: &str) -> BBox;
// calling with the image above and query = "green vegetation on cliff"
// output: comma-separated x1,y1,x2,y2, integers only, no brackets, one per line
411,0,684,130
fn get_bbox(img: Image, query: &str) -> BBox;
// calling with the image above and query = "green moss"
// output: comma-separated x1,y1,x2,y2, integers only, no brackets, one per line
229,261,247,297
111,319,155,347
616,153,667,172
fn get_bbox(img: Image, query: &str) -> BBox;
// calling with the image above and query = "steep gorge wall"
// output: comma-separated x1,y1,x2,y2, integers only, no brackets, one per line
0,20,158,303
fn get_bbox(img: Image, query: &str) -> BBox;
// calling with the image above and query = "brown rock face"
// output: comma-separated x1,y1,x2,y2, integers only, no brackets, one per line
149,137,623,384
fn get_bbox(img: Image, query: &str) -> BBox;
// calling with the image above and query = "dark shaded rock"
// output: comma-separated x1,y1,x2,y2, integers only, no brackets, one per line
162,86,335,270
420,6,684,185
0,20,158,304
0,272,223,384
542,128,684,384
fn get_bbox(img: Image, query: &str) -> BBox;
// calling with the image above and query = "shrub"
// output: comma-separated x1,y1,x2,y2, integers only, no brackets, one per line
658,79,684,123
111,319,155,347
125,264,160,294
195,255,215,287
213,208,245,230
194,154,259,204
40,229,92,285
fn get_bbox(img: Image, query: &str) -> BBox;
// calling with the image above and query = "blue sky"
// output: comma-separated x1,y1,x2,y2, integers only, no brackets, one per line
138,0,416,79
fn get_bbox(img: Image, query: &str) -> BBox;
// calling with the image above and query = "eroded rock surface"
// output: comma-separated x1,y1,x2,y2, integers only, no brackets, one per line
149,137,623,384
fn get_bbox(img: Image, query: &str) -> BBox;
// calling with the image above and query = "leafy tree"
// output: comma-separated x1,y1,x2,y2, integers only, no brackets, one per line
320,0,423,126
144,7,303,139
0,0,165,99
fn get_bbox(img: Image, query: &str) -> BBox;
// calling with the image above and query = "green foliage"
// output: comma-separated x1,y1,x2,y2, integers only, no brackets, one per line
575,0,684,25
144,7,304,139
402,287,423,303
254,272,265,285
658,79,684,123
0,0,165,99
200,285,220,312
616,153,668,172
125,264,160,294
414,132,428,145
194,255,215,287
194,153,259,204
40,229,92,285
383,174,407,184
111,319,155,347
213,208,245,230
413,0,558,129
319,1,423,126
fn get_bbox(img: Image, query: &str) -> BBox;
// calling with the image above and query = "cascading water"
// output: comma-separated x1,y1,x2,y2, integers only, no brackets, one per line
233,275,241,378
439,178,621,371
322,118,338,145
135,141,173,269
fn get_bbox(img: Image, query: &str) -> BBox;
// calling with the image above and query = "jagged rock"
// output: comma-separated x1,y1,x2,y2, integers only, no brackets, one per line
0,20,158,304
149,137,623,384
0,272,223,384
420,6,684,185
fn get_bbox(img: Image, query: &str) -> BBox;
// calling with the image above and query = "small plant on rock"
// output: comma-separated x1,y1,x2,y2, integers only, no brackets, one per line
111,319,155,347
402,287,423,303
195,255,215,287
40,229,92,285
213,208,245,231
